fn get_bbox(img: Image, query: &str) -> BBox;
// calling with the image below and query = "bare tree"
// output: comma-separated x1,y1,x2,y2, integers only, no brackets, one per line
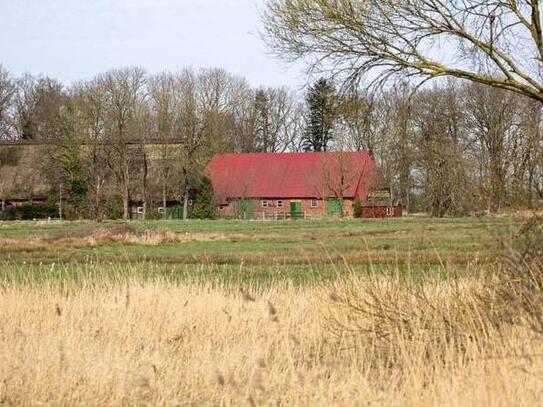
227,81,257,153
101,67,147,220
412,82,472,216
387,85,414,213
13,74,65,141
71,79,110,221
135,100,153,220
465,83,517,212
336,90,391,157
253,87,300,152
148,73,182,215
0,66,15,140
197,68,257,153
177,69,211,220
264,1,543,102
14,74,38,140
510,97,543,207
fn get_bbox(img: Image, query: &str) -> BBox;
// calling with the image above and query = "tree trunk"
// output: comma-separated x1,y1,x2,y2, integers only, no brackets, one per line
162,181,167,219
528,170,535,208
59,184,63,221
183,188,189,220
123,184,130,220
122,161,131,220
397,101,411,214
142,150,148,220
490,161,504,213
1,198,5,212
94,177,102,222
182,167,190,221
162,166,170,218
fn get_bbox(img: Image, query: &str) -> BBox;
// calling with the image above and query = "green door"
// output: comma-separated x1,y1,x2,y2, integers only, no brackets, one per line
290,201,302,215
166,205,183,219
326,199,343,215
235,199,253,219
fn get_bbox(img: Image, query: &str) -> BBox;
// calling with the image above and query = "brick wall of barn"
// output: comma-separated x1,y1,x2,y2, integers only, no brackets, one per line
217,198,357,219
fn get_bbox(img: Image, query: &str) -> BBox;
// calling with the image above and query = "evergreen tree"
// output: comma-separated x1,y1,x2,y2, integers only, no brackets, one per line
59,144,88,219
192,177,216,219
303,78,336,151
353,197,362,218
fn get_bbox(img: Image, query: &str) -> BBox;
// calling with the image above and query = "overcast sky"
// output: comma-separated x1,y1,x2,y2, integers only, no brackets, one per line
0,0,306,89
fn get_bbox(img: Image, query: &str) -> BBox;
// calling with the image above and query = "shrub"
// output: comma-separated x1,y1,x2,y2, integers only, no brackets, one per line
353,197,362,218
0,204,58,220
192,177,216,219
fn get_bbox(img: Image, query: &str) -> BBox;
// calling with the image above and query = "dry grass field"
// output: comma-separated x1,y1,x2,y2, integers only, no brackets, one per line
2,274,543,406
1,216,542,405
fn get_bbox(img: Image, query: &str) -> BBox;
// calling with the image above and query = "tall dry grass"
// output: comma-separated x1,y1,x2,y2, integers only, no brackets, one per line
1,270,543,406
1,217,542,405
0,225,240,252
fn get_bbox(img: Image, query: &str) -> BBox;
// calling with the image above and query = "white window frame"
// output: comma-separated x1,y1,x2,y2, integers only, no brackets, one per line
276,200,283,209
386,207,393,217
261,200,269,208
157,207,165,214
136,206,144,214
310,199,318,208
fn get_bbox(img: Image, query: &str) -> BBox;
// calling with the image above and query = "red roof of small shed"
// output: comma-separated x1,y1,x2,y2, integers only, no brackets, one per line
205,152,377,201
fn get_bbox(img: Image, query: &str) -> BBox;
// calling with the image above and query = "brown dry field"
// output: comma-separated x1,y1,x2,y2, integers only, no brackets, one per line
1,275,543,406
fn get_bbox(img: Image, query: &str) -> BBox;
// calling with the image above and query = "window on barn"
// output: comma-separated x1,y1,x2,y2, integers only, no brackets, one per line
310,199,318,208
261,200,269,208
276,200,283,208
157,207,165,214
386,207,393,217
136,206,144,214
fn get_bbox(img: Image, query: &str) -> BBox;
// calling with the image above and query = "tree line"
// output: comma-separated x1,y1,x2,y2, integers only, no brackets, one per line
0,63,542,219
303,77,542,216
0,66,304,220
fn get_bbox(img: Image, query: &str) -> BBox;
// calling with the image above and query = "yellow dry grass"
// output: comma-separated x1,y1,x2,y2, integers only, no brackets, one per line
0,229,250,252
1,275,542,406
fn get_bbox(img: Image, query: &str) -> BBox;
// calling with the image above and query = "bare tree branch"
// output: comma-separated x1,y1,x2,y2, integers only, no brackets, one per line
263,0,543,102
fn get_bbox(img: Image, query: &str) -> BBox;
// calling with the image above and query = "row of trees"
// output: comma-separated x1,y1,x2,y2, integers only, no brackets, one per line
0,63,542,218
0,65,305,219
347,82,543,216
298,78,543,216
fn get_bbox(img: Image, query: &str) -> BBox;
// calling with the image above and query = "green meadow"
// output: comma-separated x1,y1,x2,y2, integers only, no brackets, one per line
0,216,521,284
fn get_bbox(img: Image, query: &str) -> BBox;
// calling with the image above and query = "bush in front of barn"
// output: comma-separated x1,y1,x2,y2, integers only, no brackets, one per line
0,204,58,220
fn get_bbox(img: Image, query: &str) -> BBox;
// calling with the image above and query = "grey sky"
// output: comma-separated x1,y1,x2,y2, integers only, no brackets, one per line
0,0,305,89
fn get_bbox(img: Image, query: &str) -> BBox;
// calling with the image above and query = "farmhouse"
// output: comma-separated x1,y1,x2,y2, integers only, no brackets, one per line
205,151,402,219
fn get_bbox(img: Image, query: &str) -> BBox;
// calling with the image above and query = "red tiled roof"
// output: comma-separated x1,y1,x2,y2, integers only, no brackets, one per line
205,152,377,201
